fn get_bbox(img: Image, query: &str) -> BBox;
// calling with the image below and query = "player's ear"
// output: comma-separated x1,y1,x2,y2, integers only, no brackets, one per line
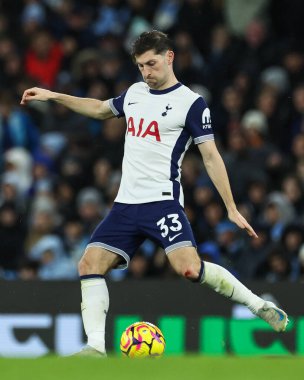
166,50,174,65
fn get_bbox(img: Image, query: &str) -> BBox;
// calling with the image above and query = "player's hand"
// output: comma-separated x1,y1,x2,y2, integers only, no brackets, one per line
227,208,258,238
20,87,54,105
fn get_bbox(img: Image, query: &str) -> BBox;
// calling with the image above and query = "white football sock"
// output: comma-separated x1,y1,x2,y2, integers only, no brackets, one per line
201,261,264,314
81,277,109,353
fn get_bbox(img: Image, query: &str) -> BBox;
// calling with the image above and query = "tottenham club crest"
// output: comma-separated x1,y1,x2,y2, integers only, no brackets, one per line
202,108,211,129
162,104,172,117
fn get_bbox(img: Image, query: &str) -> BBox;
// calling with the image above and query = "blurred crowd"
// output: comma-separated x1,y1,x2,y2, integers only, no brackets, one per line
1,0,304,282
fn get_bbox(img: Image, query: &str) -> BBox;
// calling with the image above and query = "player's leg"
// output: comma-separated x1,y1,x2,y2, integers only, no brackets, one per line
141,199,288,332
77,246,121,356
167,247,289,332
76,202,144,356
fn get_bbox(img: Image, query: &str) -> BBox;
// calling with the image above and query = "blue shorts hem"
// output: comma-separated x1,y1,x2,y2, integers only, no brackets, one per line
165,241,195,254
86,242,129,270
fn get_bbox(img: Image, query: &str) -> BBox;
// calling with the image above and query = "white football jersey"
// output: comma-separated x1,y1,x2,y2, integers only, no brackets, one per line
109,82,214,206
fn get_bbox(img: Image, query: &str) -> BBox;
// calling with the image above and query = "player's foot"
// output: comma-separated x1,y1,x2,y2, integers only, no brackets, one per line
256,301,289,332
71,345,107,358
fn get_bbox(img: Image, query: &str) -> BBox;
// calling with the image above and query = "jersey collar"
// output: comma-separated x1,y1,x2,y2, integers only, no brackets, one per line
149,82,182,95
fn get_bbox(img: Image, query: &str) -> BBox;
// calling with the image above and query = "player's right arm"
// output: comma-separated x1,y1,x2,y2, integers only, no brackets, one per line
20,87,114,120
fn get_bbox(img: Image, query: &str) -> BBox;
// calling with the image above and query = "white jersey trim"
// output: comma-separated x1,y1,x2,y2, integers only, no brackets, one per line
108,98,120,116
194,134,214,144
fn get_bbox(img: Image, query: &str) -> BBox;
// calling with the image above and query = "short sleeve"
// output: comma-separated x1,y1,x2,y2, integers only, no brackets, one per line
185,97,214,144
109,90,127,118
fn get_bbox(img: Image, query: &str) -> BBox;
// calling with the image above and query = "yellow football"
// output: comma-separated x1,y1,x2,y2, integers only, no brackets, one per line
120,321,166,358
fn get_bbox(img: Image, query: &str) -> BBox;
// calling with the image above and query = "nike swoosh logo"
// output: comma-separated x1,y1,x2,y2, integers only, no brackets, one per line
168,233,182,242
274,309,284,321
128,102,138,105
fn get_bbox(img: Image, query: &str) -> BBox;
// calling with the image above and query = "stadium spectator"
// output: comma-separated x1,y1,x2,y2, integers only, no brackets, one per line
25,196,60,252
214,220,243,275
224,0,270,37
0,92,39,159
17,258,40,280
281,45,304,89
0,202,26,276
262,192,295,242
76,187,105,235
223,129,263,203
127,251,150,279
28,234,78,280
173,30,205,87
241,109,286,185
92,0,130,37
3,148,34,195
207,24,241,98
260,245,292,282
212,86,244,146
281,174,304,218
62,215,89,265
290,84,304,144
92,117,126,169
280,224,304,280
235,223,271,280
25,29,64,88
21,0,46,37
176,0,221,54
245,178,268,221
239,19,278,75
0,172,26,210
197,199,225,242
255,87,289,149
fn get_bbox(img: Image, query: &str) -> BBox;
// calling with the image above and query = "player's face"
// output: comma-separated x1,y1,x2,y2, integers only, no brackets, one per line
135,49,173,89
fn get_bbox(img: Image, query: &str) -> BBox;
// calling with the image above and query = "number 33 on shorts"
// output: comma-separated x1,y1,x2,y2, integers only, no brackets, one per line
157,214,183,241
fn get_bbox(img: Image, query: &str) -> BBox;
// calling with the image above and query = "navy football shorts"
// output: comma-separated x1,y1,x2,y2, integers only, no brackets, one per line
87,200,197,269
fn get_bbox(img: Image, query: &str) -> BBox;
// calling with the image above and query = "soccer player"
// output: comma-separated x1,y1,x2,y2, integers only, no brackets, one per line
21,30,288,357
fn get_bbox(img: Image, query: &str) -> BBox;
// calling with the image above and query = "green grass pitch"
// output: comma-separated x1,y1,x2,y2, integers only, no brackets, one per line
1,356,303,380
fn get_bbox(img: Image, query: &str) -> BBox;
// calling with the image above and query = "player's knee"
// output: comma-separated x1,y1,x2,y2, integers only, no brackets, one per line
169,250,202,281
179,263,200,281
179,260,204,283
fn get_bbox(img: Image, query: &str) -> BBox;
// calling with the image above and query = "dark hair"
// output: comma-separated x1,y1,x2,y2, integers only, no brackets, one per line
131,30,173,62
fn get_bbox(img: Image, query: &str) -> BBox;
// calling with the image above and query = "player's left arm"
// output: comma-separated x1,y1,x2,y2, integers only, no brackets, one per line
198,141,258,238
